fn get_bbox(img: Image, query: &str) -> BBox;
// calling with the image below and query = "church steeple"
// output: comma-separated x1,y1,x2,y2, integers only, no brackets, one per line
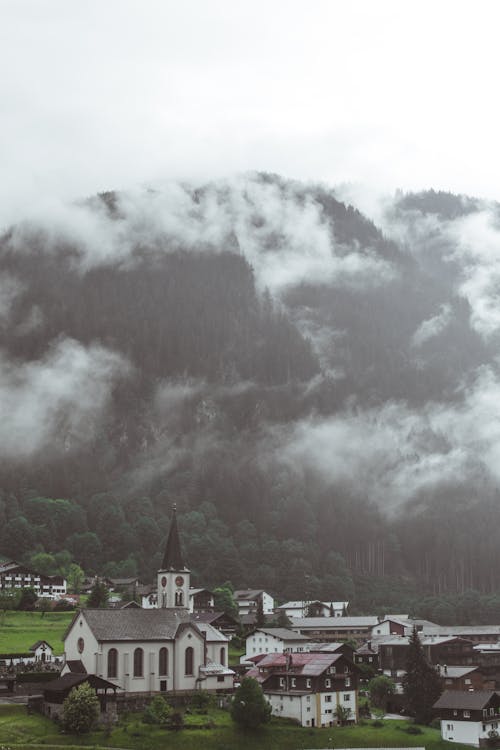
157,504,190,609
161,503,185,570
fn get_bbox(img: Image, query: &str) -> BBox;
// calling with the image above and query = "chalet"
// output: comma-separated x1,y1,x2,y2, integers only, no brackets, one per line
63,507,234,696
242,627,310,663
289,616,378,643
371,617,412,637
234,589,275,618
354,640,379,670
191,610,240,637
378,635,475,678
246,651,359,727
437,665,494,692
434,690,500,746
276,600,348,618
0,561,66,600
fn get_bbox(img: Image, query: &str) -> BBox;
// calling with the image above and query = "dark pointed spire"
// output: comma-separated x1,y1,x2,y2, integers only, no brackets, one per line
161,503,185,570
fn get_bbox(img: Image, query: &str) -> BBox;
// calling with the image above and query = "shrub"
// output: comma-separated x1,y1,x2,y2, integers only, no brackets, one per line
142,695,172,726
61,682,99,734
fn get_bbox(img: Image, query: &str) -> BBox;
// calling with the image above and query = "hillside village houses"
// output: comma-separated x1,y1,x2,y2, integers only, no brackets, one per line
0,560,66,599
276,599,348,618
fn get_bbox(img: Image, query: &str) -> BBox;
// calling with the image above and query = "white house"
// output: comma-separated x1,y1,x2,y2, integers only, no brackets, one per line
276,600,348,618
233,589,274,617
63,506,234,695
434,690,500,746
0,561,66,600
242,627,310,663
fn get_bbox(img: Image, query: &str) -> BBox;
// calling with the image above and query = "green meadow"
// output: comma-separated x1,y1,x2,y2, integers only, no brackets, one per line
0,705,471,750
0,611,74,655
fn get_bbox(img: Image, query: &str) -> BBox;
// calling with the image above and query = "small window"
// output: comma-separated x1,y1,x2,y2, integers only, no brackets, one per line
217,675,224,682
345,677,351,687
220,647,226,666
325,679,331,688
343,694,351,701
291,678,296,687
280,677,285,687
463,710,470,718
306,678,311,688
325,695,332,703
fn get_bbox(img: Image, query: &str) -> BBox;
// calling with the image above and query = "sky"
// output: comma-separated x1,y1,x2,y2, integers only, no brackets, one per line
1,0,500,227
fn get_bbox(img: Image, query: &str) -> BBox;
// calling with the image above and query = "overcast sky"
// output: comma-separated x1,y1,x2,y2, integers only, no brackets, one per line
1,0,499,225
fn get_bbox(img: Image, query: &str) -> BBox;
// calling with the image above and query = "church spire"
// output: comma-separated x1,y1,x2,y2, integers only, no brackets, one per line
161,504,185,570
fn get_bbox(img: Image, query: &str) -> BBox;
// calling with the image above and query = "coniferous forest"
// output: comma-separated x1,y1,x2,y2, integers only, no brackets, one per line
1,173,500,621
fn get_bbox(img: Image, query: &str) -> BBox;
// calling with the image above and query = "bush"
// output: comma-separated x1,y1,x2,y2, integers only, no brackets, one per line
142,696,171,726
406,725,423,734
61,682,100,734
189,690,214,711
372,719,384,727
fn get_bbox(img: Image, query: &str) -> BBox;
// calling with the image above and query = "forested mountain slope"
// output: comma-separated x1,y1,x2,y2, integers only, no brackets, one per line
1,174,500,617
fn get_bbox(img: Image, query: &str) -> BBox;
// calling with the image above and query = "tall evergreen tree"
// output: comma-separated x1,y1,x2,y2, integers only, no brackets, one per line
403,626,442,724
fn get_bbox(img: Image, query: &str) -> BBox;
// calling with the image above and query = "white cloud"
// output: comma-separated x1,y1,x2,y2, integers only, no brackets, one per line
0,338,130,458
411,304,452,347
277,364,500,510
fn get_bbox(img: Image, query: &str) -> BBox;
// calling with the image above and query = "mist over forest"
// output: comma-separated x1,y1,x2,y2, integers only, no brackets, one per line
2,172,500,618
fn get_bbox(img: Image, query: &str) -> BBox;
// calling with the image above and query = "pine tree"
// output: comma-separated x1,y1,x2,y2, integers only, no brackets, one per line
403,626,442,724
231,677,272,729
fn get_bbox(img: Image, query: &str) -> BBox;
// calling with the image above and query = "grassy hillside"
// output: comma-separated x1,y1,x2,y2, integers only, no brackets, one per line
0,611,73,655
0,705,472,750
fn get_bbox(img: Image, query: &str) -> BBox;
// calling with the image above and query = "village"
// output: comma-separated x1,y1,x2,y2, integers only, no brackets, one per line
0,507,499,748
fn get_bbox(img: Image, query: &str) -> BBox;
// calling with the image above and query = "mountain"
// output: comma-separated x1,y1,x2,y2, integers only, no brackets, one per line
2,173,500,618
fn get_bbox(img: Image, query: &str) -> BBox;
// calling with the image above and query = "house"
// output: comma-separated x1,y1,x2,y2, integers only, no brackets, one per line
29,640,54,664
242,627,310,663
434,690,500,746
233,589,274,618
371,617,413,637
276,600,348,618
354,640,379,671
0,561,66,600
245,651,359,727
62,506,234,696
191,610,240,637
289,616,378,643
437,665,494,692
378,635,475,678
422,625,500,645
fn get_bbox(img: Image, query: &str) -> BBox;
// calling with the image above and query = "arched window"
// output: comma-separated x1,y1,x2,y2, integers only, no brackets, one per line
185,646,194,675
175,591,184,606
220,647,226,666
133,647,143,678
107,648,118,678
159,647,168,676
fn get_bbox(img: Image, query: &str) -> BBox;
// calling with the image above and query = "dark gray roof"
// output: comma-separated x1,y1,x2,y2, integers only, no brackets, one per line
42,673,119,693
161,506,186,571
82,608,193,641
66,660,87,674
434,690,499,710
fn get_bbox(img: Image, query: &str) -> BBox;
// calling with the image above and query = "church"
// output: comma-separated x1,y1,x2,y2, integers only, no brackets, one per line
62,506,234,695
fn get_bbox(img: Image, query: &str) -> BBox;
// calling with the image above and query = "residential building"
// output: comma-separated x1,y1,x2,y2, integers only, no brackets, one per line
0,561,66,600
234,589,275,618
290,616,378,643
242,627,310,663
276,600,348,618
246,651,359,727
434,690,500,746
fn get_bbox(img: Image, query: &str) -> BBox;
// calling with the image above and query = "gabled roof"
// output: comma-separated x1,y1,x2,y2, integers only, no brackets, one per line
30,640,53,651
75,608,195,642
161,505,187,571
437,665,478,678
246,651,344,679
65,660,87,674
192,611,239,625
195,622,229,643
42,673,119,693
434,690,499,710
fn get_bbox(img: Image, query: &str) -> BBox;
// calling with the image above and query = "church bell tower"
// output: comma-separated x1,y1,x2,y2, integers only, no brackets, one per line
157,504,190,609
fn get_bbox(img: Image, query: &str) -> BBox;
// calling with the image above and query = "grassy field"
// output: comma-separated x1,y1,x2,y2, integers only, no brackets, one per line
0,611,74,655
0,704,473,750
